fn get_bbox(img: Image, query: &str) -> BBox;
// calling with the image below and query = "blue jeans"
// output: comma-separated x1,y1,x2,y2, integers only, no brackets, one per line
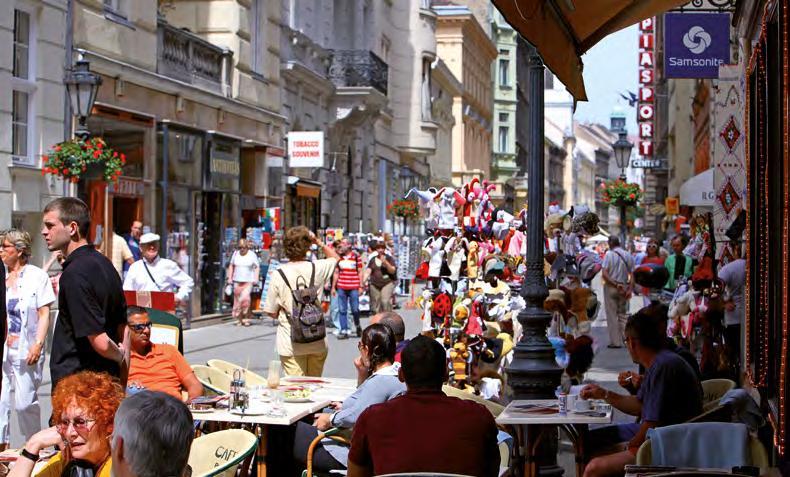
337,288,360,333
329,295,341,329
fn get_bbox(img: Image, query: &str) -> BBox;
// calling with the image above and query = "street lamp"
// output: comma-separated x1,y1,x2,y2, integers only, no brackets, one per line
612,131,634,244
64,60,102,139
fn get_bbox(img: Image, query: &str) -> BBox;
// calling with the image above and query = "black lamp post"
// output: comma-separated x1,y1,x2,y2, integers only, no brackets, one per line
612,131,634,245
64,60,102,139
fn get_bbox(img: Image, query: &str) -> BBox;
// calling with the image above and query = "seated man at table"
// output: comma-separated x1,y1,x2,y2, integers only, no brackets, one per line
619,302,701,395
580,309,703,477
127,306,203,400
347,335,500,477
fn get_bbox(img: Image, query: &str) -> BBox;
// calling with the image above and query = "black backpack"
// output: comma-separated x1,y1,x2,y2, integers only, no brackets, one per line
277,263,326,343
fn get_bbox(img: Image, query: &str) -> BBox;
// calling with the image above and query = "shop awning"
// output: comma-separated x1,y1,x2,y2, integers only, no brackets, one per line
287,176,322,199
491,0,687,101
679,168,714,207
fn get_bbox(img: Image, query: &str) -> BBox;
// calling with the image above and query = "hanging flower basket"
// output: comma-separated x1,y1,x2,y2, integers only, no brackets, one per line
387,199,420,219
41,137,125,184
599,179,642,207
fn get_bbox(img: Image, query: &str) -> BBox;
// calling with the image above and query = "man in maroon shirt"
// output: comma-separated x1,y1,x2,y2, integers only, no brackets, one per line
347,335,500,477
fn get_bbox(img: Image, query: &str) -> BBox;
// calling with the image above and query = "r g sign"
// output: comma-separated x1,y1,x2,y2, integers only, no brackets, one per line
665,13,730,78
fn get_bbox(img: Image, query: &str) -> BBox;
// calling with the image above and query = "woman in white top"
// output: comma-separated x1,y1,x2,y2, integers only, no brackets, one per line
226,238,260,326
0,230,55,449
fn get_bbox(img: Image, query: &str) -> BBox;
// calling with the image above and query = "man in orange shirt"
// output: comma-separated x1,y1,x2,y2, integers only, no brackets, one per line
126,306,202,400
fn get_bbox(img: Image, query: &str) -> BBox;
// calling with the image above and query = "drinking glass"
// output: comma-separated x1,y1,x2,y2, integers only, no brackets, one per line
267,360,281,389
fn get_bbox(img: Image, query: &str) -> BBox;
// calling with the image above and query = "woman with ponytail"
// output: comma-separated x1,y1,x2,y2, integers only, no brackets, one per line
294,323,405,473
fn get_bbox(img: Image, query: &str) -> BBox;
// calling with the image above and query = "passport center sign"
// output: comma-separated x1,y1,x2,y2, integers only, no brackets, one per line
665,13,730,79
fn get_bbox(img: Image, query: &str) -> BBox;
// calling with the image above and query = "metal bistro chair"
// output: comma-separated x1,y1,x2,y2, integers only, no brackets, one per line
206,359,267,387
192,364,232,395
145,307,184,354
301,427,353,477
188,429,258,477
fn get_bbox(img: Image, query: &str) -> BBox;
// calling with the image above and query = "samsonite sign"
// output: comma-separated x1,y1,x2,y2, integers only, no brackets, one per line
665,13,730,78
287,131,324,168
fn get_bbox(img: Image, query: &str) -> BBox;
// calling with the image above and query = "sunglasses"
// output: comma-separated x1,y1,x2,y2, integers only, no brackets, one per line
56,416,96,433
129,322,153,332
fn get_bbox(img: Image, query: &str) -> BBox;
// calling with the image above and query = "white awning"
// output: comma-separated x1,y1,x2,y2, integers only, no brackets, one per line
679,169,715,207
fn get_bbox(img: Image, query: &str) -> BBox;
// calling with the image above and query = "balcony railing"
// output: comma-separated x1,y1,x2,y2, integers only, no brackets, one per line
157,19,232,96
329,50,388,96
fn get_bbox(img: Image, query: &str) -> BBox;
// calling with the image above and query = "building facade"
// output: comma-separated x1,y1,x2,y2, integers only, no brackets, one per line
434,4,496,190
1,0,68,261
427,58,462,187
69,0,285,317
490,8,518,204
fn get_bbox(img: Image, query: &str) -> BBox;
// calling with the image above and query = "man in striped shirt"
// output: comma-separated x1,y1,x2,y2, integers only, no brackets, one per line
332,239,365,339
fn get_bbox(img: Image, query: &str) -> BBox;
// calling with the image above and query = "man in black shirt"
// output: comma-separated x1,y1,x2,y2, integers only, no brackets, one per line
41,198,127,389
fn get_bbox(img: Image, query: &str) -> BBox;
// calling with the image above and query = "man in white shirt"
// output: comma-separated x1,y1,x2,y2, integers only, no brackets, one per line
123,233,194,307
718,239,746,375
601,236,635,348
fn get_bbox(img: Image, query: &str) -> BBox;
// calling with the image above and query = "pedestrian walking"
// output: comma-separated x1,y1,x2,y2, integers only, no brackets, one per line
226,238,260,326
41,198,127,389
0,230,55,448
123,233,194,308
601,236,634,348
718,239,746,379
263,227,339,377
332,239,364,339
366,241,397,313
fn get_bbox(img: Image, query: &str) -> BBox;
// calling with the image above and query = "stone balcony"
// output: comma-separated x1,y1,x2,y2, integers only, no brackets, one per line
156,19,233,96
328,50,389,96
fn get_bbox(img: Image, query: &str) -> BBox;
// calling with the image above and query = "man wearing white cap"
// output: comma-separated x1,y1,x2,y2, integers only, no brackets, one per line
123,233,194,306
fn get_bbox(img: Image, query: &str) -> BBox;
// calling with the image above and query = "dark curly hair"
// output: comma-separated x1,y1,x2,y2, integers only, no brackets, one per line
361,323,397,377
283,226,312,261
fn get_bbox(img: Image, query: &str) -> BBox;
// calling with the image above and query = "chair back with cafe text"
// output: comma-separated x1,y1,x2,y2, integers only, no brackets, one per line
636,428,769,469
145,307,184,354
206,359,267,387
192,365,232,395
188,429,257,477
700,379,736,412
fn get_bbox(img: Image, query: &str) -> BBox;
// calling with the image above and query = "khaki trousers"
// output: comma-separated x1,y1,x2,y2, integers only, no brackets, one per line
604,283,628,346
280,350,328,377
370,282,395,313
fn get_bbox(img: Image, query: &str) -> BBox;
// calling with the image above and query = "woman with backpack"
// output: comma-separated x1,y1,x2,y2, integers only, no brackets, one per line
263,227,340,376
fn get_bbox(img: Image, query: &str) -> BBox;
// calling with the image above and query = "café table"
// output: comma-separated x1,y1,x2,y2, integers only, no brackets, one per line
192,376,357,477
496,399,613,477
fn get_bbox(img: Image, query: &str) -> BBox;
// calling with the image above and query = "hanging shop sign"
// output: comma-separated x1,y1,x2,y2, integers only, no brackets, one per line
631,157,667,169
109,177,145,197
664,13,730,78
638,17,655,158
665,197,680,216
287,131,324,168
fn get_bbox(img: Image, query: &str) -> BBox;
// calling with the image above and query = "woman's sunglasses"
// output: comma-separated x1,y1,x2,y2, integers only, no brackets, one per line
129,322,153,332
56,417,96,433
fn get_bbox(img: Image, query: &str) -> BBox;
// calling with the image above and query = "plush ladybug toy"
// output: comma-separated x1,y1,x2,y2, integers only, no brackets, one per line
432,292,453,326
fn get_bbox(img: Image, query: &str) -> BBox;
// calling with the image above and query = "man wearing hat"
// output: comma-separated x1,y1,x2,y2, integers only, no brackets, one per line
123,233,194,307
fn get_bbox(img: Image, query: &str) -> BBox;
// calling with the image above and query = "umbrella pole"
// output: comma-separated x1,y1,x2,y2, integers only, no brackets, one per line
505,44,565,477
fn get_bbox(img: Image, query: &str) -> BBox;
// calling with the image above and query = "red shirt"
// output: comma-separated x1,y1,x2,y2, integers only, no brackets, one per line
336,252,363,290
349,389,500,476
642,256,665,265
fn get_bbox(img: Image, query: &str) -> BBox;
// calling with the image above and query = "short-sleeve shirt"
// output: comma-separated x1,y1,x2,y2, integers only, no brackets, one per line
231,251,260,283
50,245,127,387
35,452,112,477
348,390,500,477
637,349,702,425
128,343,192,399
262,258,336,357
336,252,363,290
111,233,134,277
602,247,634,285
718,258,746,326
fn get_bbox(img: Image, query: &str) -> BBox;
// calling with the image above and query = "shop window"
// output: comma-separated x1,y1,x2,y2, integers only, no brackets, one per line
158,129,203,187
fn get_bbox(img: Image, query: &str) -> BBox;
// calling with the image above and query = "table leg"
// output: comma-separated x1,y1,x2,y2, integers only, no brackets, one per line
525,425,564,477
256,424,268,477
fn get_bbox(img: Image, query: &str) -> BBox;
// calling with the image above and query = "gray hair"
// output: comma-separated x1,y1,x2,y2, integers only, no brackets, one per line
112,391,194,477
377,311,406,342
3,229,32,260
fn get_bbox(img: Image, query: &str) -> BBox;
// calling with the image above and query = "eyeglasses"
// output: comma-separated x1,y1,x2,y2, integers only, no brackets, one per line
56,417,96,433
129,322,153,332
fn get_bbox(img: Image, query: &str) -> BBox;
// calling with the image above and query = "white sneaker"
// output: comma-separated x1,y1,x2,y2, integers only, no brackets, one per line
332,329,341,337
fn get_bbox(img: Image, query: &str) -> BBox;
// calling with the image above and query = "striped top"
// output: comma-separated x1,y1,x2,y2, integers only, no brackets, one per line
336,252,363,290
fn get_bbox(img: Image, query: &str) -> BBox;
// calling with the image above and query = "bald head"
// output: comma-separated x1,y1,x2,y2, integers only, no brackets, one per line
370,311,405,342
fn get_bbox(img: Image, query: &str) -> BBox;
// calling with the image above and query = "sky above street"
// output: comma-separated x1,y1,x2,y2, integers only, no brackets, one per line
574,24,639,134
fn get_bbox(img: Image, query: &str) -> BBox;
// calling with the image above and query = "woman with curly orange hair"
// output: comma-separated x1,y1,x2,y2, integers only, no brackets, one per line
9,371,124,477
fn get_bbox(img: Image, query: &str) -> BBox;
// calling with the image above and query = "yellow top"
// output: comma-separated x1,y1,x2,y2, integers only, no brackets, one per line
35,452,112,477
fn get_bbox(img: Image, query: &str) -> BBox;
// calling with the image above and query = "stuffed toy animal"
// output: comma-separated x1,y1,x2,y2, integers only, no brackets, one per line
405,187,440,229
417,289,434,332
451,298,471,329
450,341,470,386
467,241,480,279
434,187,466,230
